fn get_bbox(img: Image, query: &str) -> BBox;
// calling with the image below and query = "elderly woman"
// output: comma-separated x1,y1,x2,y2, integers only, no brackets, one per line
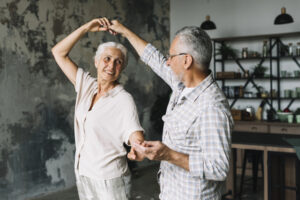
51,18,144,200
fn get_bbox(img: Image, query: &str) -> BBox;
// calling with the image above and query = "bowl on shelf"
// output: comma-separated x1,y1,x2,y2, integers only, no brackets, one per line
281,70,287,77
277,112,293,122
294,70,300,77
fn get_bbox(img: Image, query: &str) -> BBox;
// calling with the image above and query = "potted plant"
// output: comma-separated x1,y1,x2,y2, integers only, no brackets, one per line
216,44,238,59
253,64,268,78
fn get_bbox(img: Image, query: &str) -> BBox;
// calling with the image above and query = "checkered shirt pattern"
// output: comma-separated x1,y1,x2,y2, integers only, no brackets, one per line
141,44,234,200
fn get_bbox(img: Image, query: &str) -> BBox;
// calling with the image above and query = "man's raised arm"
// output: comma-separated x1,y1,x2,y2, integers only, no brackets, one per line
110,20,147,56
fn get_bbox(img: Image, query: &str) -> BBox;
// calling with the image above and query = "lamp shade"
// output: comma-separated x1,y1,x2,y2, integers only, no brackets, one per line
200,15,216,30
274,7,294,25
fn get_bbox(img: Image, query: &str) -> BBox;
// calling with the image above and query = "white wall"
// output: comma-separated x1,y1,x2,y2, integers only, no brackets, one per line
171,0,300,39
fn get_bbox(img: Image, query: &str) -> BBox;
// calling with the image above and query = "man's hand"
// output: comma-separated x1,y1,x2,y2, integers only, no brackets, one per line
109,19,147,56
134,141,172,161
134,141,190,171
109,20,129,36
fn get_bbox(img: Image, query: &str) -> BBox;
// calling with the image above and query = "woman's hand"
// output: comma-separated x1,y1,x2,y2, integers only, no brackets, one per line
128,145,145,161
84,18,116,34
128,131,145,161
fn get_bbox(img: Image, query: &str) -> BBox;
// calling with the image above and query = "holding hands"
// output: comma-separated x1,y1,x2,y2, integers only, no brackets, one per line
84,17,117,35
128,141,172,162
84,17,127,35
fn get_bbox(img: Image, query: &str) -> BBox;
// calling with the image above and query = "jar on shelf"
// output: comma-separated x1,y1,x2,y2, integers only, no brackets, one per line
297,42,300,56
288,43,293,56
242,47,248,58
244,70,249,78
262,40,268,57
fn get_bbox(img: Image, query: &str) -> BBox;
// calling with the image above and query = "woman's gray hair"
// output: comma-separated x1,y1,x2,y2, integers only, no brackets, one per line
175,26,212,71
94,42,128,68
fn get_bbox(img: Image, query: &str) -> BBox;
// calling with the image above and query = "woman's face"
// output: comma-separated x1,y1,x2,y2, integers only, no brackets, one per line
95,47,125,83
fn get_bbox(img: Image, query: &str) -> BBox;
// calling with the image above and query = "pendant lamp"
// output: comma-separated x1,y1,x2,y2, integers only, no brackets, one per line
200,15,216,30
274,7,294,25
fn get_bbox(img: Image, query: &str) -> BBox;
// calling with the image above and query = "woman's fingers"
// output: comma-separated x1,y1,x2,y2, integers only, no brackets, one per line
96,18,116,34
102,17,111,26
97,18,108,31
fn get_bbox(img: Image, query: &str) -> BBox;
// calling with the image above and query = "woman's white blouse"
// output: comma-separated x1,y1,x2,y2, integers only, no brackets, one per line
73,68,144,180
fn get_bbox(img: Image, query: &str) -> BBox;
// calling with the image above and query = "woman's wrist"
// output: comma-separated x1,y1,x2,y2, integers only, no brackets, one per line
80,23,90,34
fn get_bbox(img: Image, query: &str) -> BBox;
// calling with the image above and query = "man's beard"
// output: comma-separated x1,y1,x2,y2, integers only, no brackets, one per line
173,71,184,83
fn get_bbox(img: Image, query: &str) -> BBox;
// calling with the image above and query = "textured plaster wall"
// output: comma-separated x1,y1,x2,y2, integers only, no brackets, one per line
0,0,170,199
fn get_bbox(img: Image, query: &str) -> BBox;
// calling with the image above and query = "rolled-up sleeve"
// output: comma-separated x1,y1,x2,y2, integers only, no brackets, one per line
189,108,232,181
141,44,179,89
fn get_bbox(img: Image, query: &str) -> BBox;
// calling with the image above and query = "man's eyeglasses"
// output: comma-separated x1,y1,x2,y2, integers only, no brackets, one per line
166,53,187,60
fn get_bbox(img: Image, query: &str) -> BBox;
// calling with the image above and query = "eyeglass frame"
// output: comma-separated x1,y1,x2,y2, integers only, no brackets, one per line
166,53,188,60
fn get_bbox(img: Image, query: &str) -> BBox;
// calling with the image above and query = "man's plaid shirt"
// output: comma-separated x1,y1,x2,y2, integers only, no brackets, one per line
141,44,234,200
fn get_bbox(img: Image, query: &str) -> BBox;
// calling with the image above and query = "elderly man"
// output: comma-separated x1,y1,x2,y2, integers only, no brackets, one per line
109,21,233,200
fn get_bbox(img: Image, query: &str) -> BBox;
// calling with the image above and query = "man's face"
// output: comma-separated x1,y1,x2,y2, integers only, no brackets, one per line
95,47,125,83
166,37,185,80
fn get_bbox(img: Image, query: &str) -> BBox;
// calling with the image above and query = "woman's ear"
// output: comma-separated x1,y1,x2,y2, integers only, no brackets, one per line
183,55,193,70
94,59,98,68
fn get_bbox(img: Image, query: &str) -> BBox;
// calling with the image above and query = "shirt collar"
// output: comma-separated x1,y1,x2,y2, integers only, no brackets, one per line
107,84,124,97
177,70,214,102
95,84,124,98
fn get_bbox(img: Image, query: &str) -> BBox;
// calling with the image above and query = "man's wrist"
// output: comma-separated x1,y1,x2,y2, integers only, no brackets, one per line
165,147,175,162
122,28,131,38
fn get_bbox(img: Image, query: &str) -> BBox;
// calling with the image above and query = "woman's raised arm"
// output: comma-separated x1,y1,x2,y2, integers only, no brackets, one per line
51,18,113,85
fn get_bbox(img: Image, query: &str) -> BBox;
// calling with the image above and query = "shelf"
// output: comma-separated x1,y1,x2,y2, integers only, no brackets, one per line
227,97,267,99
274,55,300,59
278,98,300,100
216,77,271,80
216,77,300,81
227,97,300,100
215,57,270,62
213,32,300,110
212,31,300,42
215,55,300,62
280,77,300,80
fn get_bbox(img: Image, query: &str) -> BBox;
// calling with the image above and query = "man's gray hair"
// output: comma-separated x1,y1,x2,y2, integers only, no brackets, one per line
94,42,128,68
175,26,212,71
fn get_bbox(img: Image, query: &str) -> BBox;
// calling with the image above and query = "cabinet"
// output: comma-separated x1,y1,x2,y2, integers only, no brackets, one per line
228,121,300,200
213,32,300,115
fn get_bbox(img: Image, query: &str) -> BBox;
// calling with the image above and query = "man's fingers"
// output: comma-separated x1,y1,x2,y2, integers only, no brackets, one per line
108,29,117,35
143,140,158,147
111,19,118,25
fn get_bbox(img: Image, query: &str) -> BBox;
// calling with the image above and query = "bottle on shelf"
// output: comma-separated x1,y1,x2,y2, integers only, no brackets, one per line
288,43,293,56
255,100,266,121
242,47,248,58
244,70,249,78
262,40,268,57
297,42,300,56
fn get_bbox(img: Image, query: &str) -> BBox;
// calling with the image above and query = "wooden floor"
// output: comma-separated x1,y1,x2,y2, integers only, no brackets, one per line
30,163,264,200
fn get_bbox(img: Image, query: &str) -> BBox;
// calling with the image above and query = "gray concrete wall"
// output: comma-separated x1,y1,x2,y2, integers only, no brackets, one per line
0,0,170,199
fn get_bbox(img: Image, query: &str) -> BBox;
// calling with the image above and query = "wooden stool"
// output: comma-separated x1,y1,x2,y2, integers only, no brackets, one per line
239,150,264,198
